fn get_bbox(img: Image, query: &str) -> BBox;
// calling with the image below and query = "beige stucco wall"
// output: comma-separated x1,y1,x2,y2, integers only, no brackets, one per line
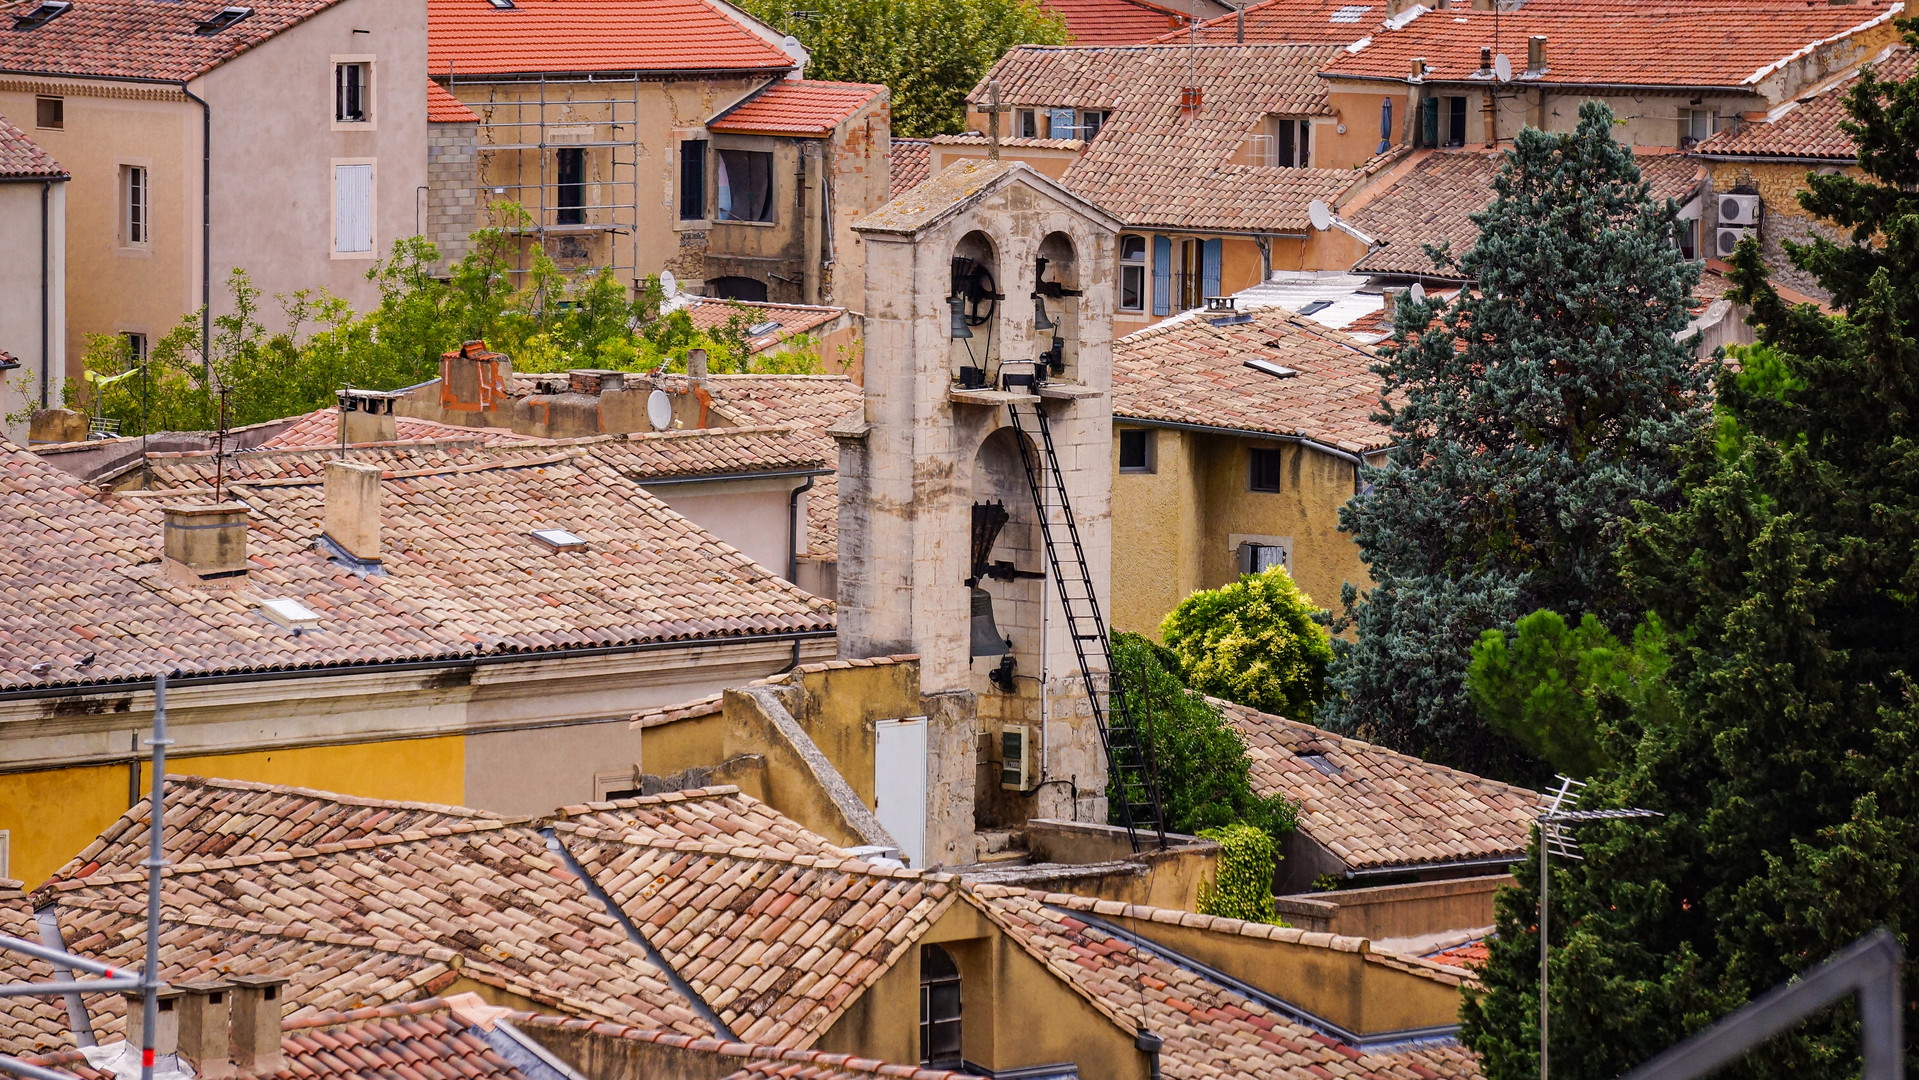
647,477,808,580
1111,427,1370,639
1701,157,1845,301
0,176,64,439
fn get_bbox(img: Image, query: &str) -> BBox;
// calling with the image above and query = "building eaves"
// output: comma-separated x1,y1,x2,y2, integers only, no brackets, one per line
0,0,349,83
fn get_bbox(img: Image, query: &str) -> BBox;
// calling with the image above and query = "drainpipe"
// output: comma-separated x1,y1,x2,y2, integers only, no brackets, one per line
1136,1029,1163,1080
179,80,212,372
39,179,50,407
801,141,823,305
34,909,95,1047
783,473,817,672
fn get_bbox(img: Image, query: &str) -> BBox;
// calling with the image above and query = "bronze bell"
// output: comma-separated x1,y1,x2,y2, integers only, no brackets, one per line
969,586,1009,658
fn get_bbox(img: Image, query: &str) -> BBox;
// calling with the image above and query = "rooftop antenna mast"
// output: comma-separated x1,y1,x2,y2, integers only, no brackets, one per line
213,385,232,502
0,674,171,1080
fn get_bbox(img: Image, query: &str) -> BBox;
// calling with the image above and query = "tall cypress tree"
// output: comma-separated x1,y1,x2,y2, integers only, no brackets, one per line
1331,102,1708,776
1463,35,1919,1079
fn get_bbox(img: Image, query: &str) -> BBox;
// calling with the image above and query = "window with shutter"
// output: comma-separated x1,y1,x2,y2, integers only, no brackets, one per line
1151,236,1171,316
334,163,374,254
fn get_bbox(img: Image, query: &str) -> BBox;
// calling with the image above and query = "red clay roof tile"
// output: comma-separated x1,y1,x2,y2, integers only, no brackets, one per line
708,80,886,135
0,115,64,180
428,0,796,76
1043,0,1195,46
0,0,344,81
1696,43,1914,158
427,80,481,124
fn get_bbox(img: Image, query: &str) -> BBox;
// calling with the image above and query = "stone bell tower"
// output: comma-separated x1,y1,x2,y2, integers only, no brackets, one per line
835,160,1123,861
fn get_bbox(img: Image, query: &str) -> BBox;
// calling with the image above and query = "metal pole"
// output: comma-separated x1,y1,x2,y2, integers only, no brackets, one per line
1539,828,1549,1080
140,673,170,1080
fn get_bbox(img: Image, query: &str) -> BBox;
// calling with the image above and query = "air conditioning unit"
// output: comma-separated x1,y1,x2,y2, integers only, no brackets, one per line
1715,225,1755,258
1718,193,1762,227
1000,724,1033,791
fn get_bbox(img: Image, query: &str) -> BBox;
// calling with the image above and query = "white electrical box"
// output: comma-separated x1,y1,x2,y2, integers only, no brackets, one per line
1000,725,1033,791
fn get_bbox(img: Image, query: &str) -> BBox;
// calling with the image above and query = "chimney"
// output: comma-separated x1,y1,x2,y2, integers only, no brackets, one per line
567,369,626,395
162,503,250,581
123,985,183,1057
177,980,234,1080
1382,288,1401,319
337,389,398,445
323,460,381,565
437,340,512,415
1480,45,1492,73
686,348,708,381
1409,57,1427,81
1527,35,1547,73
228,975,287,1077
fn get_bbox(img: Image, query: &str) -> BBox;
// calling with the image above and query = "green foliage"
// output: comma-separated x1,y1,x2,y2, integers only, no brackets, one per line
1158,566,1333,722
1711,343,1805,461
73,206,817,436
1196,824,1281,924
731,0,1069,136
1329,101,1709,778
1467,610,1674,778
1463,32,1919,1080
1110,632,1298,843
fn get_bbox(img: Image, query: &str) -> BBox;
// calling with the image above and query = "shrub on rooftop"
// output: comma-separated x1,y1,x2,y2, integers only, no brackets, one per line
1159,566,1333,723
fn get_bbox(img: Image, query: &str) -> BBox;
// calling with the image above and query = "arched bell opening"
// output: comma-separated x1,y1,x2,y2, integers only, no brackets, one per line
949,231,1005,390
1033,232,1082,384
967,427,1041,697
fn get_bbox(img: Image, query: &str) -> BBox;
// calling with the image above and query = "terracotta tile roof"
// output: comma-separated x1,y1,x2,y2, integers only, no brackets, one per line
856,159,1025,233
1215,699,1538,872
256,408,534,450
0,115,64,180
44,775,501,888
1696,44,1914,157
427,80,481,123
703,375,863,558
549,786,848,860
972,44,1361,232
510,1015,968,1080
1426,938,1490,969
1321,4,1903,88
1150,0,1391,46
968,886,1485,1079
889,138,931,196
552,820,958,1045
0,441,831,692
1345,150,1704,279
927,133,1086,150
0,885,80,1056
1112,305,1392,453
707,80,887,135
1043,0,1194,46
631,691,726,729
427,0,796,76
0,0,341,81
679,298,847,353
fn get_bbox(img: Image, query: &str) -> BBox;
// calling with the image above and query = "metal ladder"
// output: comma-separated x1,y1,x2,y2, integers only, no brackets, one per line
1007,401,1167,852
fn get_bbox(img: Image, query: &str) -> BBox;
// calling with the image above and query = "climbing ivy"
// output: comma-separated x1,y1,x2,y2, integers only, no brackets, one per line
1196,823,1282,924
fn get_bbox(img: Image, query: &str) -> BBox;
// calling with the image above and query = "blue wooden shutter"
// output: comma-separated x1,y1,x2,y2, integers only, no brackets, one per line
1202,238,1222,299
1151,236,1172,316
1048,108,1078,138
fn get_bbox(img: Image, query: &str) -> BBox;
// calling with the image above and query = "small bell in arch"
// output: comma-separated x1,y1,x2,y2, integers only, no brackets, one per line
1034,295,1055,332
969,586,1010,658
950,295,974,340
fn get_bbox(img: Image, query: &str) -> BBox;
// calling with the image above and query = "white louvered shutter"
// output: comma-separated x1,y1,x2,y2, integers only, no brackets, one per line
335,163,373,253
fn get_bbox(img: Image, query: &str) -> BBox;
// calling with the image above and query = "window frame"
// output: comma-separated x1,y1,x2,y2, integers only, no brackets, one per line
34,95,62,130
119,163,151,251
331,158,377,259
919,945,962,1068
1445,96,1467,147
1118,233,1147,312
1017,109,1038,139
1118,428,1156,473
555,146,586,226
1273,116,1312,167
678,137,708,222
1680,108,1715,149
331,56,375,130
1249,446,1285,493
714,146,777,224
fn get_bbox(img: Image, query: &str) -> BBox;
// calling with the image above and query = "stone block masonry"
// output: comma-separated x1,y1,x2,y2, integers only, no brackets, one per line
427,123,480,272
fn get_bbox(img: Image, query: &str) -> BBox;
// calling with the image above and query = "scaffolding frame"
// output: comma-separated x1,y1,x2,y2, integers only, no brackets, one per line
449,72,650,294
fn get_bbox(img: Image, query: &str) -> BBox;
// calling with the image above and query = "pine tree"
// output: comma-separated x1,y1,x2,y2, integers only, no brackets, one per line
1329,101,1709,777
1463,36,1919,1079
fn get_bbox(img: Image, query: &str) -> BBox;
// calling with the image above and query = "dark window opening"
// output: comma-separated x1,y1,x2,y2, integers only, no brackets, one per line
194,5,254,34
1119,429,1154,473
1119,233,1146,312
717,148,774,222
1250,447,1284,492
920,944,962,1068
1446,96,1467,147
709,276,768,302
335,63,367,123
556,147,585,225
1274,118,1309,167
12,1,70,31
679,139,707,220
35,95,61,130
1018,110,1037,138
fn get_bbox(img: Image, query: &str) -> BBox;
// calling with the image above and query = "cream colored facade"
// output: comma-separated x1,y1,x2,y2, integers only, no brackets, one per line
0,171,64,441
1111,426,1377,640
0,0,427,390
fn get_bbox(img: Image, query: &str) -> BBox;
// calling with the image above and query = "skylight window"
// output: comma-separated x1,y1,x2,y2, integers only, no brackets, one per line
487,0,516,8
1244,358,1299,379
747,319,782,337
256,597,321,633
194,6,255,34
11,1,70,31
531,528,588,553
1295,299,1333,316
1298,752,1342,776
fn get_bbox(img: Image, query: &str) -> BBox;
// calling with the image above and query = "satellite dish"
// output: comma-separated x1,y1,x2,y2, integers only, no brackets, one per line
1308,199,1333,232
646,389,673,432
1493,53,1512,82
1410,282,1427,303
660,270,679,300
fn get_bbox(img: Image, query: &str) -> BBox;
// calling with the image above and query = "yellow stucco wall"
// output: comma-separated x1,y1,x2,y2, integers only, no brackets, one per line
0,735,464,887
638,711,729,779
1112,427,1371,640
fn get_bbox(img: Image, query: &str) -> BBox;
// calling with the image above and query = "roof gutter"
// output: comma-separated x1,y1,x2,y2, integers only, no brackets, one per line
637,466,833,487
1344,853,1525,879
1689,152,1851,164
0,628,836,703
1114,415,1380,466
1324,73,1758,95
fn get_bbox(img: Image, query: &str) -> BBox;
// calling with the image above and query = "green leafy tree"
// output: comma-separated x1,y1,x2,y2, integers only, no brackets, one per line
1330,101,1709,777
1463,36,1919,1080
1158,566,1333,722
1196,823,1281,924
1111,632,1297,843
733,0,1068,136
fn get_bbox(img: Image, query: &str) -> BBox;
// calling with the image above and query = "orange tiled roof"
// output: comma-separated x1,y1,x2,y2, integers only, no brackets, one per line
428,0,796,77
973,44,1363,232
0,115,64,179
680,298,847,353
1321,4,1902,88
1,441,831,692
0,0,343,81
427,80,481,123
969,886,1486,1079
510,1015,969,1080
708,80,886,135
1217,698,1539,872
1043,0,1194,46
1696,44,1914,158
1150,0,1390,46
1113,305,1392,454
1426,938,1491,969
0,885,76,1056
1345,149,1704,279
889,138,931,196
256,407,533,450
548,785,849,860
